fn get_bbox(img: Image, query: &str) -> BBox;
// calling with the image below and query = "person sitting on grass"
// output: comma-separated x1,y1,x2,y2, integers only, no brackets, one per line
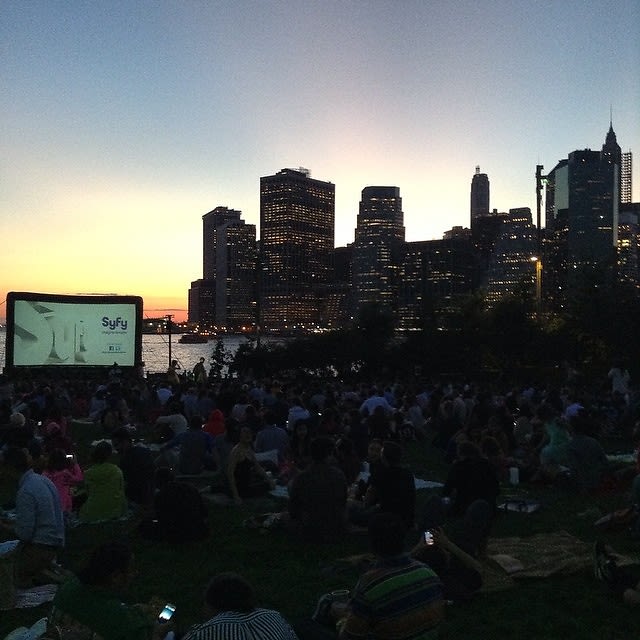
532,402,570,483
0,446,65,588
154,400,188,442
564,409,609,492
254,410,290,468
111,427,156,509
411,526,484,603
0,412,36,450
159,414,216,476
281,419,313,482
361,441,416,529
594,540,640,605
287,436,348,543
42,448,83,515
332,512,444,639
79,441,127,523
51,540,173,640
227,426,275,505
139,467,209,545
182,572,299,640
441,440,499,516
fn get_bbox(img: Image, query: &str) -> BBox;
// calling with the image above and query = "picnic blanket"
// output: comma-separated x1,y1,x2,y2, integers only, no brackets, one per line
0,585,58,612
322,531,638,594
482,530,637,592
13,585,58,609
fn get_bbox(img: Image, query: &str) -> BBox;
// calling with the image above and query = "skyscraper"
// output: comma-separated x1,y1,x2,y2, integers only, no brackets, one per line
618,205,640,288
202,207,242,280
485,208,537,308
621,151,633,204
469,167,501,288
259,168,335,330
191,206,256,329
398,238,474,331
470,166,490,223
352,186,405,315
544,124,622,308
214,219,257,330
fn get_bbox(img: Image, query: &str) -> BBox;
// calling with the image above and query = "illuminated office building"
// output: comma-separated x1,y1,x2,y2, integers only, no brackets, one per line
485,208,537,308
621,151,632,204
352,186,405,315
189,205,241,324
470,166,490,222
470,167,506,286
202,207,242,281
189,206,256,328
398,239,474,331
215,220,257,330
618,203,640,288
544,124,622,308
259,168,335,330
188,279,215,324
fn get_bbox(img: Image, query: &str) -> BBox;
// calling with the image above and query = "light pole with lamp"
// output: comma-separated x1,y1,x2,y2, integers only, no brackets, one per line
530,257,542,316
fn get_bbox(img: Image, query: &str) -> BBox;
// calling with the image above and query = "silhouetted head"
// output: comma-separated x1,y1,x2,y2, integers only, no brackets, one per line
369,512,407,557
204,572,256,614
91,440,113,464
310,436,335,463
78,541,134,587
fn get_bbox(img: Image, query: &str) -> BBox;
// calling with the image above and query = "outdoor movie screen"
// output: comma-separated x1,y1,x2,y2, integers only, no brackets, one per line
5,292,143,368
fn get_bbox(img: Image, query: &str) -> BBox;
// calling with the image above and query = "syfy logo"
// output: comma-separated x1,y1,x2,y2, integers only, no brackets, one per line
102,316,128,331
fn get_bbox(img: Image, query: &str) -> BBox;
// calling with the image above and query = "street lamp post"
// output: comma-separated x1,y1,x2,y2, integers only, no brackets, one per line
165,314,174,369
530,257,542,316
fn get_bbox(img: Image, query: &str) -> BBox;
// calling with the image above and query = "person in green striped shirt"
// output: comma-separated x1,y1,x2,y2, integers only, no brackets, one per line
336,512,444,640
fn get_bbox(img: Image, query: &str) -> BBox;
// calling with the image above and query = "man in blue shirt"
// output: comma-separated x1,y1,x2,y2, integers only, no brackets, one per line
1,447,65,587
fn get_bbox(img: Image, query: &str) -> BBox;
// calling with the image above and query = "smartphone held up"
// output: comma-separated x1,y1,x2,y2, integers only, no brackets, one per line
158,603,176,622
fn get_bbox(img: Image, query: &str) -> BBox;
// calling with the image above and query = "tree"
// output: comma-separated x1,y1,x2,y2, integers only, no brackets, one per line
209,338,230,379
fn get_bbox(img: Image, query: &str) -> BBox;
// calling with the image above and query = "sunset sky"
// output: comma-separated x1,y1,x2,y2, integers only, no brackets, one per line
2,1,639,322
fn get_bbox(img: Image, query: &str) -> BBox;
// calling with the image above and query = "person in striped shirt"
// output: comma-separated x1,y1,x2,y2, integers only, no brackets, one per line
336,512,444,640
182,572,299,640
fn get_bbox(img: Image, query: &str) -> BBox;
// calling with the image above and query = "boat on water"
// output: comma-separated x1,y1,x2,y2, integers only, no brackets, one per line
178,332,211,344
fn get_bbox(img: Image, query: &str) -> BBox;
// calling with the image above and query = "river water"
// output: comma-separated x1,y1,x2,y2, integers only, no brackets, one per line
140,334,249,374
0,329,250,375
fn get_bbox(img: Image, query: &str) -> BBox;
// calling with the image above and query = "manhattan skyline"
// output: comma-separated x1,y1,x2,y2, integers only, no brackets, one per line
2,1,639,322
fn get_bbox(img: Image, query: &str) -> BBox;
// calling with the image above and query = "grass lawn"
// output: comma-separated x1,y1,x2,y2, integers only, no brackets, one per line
1,420,639,639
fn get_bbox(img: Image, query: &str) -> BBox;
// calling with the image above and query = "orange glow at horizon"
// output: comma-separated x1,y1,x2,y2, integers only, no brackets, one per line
0,290,188,324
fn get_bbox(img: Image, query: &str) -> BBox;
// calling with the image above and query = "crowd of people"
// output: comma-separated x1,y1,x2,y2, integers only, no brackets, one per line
0,357,639,639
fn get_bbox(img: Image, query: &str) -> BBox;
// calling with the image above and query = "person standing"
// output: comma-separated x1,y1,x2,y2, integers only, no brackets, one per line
193,357,208,386
167,359,181,388
1,447,65,587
